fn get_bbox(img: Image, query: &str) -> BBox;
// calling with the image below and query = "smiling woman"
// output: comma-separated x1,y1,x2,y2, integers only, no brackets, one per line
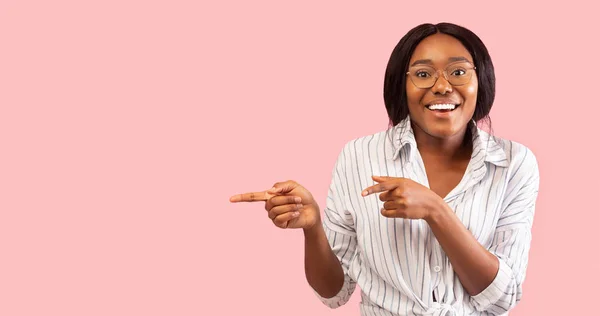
230,22,539,316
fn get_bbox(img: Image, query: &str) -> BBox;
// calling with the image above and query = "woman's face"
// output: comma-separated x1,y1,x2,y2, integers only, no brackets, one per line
405,33,478,139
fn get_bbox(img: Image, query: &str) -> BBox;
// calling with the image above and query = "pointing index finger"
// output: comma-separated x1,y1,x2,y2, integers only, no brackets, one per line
362,184,391,197
362,178,399,197
229,191,273,203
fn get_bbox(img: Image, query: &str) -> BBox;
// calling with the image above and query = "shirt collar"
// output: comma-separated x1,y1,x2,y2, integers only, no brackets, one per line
390,116,508,168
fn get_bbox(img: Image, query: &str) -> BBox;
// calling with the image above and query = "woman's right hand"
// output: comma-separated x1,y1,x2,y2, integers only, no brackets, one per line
229,180,321,230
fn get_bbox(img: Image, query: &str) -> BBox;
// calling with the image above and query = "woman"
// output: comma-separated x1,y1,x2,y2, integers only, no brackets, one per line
230,22,539,316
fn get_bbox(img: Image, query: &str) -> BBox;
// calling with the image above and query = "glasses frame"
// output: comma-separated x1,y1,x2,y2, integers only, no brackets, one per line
406,61,477,89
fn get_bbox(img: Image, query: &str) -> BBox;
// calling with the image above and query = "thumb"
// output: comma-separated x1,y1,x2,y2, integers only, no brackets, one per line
267,180,298,194
372,175,393,182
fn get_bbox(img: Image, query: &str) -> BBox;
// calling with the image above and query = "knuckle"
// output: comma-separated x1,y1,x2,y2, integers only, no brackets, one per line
398,200,408,209
398,180,407,190
393,187,404,196
401,196,410,205
274,218,288,229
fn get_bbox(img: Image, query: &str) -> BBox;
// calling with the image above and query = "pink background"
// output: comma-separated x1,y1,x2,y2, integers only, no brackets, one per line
1,1,599,315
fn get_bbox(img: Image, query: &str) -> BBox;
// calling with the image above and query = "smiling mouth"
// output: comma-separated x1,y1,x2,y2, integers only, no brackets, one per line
426,103,460,112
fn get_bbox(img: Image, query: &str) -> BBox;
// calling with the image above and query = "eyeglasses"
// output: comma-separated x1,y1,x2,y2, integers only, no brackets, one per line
406,61,476,89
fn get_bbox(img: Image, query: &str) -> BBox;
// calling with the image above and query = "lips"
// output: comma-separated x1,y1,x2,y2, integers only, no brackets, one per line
425,100,461,111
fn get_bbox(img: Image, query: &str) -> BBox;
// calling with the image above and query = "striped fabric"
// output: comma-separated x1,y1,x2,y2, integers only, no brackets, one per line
314,116,539,316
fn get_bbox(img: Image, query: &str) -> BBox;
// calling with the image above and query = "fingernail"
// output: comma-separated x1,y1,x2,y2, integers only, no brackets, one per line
362,190,368,196
294,196,301,203
292,212,300,217
296,204,303,210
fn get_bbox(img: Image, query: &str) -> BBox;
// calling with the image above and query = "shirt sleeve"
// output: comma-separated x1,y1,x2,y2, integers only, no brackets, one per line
470,148,540,314
312,146,358,308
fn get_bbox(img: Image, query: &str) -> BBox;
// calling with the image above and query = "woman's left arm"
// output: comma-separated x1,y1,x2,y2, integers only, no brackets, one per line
426,200,500,295
428,153,540,313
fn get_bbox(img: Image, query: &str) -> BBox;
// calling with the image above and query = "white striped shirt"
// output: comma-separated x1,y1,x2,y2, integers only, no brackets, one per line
314,116,539,316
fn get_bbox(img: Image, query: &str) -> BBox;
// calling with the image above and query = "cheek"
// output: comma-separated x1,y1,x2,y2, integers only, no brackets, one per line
466,75,478,99
406,83,426,108
460,81,478,109
465,84,477,98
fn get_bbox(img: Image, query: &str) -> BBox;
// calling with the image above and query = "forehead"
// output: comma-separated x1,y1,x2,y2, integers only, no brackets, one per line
409,33,473,65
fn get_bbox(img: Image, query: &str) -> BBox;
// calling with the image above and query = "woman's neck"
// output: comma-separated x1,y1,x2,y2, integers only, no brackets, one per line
412,123,473,161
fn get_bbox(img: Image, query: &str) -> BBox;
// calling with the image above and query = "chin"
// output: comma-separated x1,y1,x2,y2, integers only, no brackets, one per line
421,121,465,139
426,127,459,139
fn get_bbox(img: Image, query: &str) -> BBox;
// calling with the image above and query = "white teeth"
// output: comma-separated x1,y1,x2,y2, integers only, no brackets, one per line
427,103,457,110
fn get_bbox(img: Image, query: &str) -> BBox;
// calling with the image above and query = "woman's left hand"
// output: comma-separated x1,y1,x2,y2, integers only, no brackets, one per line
361,175,443,221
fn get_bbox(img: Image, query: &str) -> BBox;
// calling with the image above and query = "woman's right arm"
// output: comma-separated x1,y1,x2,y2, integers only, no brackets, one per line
303,218,345,298
259,178,356,304
305,146,358,307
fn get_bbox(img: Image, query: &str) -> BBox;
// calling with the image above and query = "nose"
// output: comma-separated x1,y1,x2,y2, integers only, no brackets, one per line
431,71,452,95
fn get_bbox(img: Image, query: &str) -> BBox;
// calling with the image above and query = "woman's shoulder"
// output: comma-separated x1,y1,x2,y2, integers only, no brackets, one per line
480,130,539,175
330,129,395,171
483,132,541,208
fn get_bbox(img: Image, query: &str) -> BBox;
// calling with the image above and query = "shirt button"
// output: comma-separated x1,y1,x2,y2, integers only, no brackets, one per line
433,266,441,273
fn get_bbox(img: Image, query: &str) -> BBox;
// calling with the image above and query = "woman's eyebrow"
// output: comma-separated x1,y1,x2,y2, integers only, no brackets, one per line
448,56,469,63
410,56,470,67
410,59,433,67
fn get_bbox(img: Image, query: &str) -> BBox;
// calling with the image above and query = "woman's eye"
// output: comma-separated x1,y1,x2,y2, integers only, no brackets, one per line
416,71,430,78
451,69,466,76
